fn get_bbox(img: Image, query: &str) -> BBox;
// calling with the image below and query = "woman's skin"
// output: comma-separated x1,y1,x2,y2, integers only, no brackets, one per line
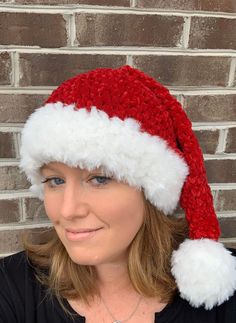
41,162,167,322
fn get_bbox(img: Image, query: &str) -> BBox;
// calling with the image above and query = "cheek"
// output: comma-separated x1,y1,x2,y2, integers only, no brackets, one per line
100,190,144,232
43,194,60,221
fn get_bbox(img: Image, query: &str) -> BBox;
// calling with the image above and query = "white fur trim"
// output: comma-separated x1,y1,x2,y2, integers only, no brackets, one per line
171,239,236,309
20,102,189,214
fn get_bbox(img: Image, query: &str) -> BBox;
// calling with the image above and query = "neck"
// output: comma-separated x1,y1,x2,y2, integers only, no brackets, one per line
95,261,134,296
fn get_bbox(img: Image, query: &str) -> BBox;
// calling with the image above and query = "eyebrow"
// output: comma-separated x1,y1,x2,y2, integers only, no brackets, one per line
40,165,62,173
40,164,108,175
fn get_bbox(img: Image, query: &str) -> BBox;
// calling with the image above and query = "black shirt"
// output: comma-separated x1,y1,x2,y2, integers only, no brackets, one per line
0,250,236,323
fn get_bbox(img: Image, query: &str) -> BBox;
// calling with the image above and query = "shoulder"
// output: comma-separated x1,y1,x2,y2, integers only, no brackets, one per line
0,251,34,323
159,289,236,323
0,250,28,277
0,250,37,301
228,247,236,257
160,249,236,322
0,251,33,285
0,250,29,271
0,251,85,323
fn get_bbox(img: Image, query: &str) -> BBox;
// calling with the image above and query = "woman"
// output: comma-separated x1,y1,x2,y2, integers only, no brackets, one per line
0,65,235,323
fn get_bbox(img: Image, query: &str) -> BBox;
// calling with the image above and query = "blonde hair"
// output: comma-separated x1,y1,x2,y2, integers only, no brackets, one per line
23,193,188,311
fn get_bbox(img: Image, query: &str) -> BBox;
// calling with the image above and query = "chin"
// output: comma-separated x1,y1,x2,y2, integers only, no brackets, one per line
65,248,103,266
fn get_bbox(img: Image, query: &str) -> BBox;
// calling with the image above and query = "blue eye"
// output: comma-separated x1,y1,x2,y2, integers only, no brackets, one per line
41,177,64,187
90,176,112,186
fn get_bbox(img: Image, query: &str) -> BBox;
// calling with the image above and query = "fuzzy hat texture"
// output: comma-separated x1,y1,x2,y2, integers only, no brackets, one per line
19,65,236,309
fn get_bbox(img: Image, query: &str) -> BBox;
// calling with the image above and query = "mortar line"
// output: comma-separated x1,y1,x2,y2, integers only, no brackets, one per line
216,129,228,153
19,197,26,222
182,16,191,49
126,55,133,66
213,190,219,209
0,5,236,18
228,58,236,86
1,87,236,95
0,222,52,231
13,132,20,159
130,0,136,8
1,46,236,56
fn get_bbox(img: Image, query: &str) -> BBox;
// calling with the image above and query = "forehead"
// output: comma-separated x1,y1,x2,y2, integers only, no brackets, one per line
40,162,106,174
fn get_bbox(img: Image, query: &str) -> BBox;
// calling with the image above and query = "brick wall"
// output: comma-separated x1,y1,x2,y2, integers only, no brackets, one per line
0,0,236,256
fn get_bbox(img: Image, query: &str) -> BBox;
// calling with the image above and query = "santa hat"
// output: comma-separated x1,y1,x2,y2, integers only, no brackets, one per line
19,65,236,309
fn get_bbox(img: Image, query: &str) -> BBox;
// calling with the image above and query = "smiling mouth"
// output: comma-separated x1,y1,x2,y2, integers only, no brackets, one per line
65,228,102,241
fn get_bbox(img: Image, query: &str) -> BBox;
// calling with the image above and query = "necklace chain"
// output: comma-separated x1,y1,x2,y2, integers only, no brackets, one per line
101,295,142,323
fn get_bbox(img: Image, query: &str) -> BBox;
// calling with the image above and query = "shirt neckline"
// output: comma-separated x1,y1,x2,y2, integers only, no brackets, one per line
62,292,182,322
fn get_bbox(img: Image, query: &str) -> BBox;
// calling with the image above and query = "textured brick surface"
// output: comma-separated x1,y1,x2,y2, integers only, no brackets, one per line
0,52,11,85
215,190,236,211
0,230,24,254
224,242,236,249
0,200,20,224
194,130,219,154
0,0,235,252
205,160,236,183
136,0,236,13
133,56,231,86
76,13,184,47
25,198,48,221
0,13,67,48
0,94,48,123
189,17,236,50
14,0,130,5
0,166,29,190
184,95,236,122
0,132,16,158
0,227,52,254
19,53,126,86
225,128,236,153
219,218,236,238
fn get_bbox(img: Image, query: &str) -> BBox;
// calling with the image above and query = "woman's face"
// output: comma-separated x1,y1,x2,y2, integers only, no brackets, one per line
41,162,145,266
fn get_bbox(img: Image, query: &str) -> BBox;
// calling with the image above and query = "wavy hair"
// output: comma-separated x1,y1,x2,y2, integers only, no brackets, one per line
23,193,188,312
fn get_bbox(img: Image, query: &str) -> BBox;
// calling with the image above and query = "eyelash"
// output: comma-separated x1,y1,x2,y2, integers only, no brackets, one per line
41,177,64,187
41,176,112,188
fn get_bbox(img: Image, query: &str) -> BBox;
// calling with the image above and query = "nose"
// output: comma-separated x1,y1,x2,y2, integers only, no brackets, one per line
60,181,90,220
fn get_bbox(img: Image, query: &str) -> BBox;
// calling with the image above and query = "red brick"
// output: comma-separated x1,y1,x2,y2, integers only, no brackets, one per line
184,95,236,122
14,0,129,5
0,132,16,158
0,13,67,48
0,230,23,254
189,17,236,50
219,217,236,238
205,159,236,183
215,190,236,211
0,166,29,190
0,52,11,85
133,56,231,87
223,242,236,249
24,198,48,221
225,128,236,153
194,129,219,154
0,227,52,254
19,53,126,86
76,13,184,47
0,94,48,123
0,200,20,224
136,0,236,13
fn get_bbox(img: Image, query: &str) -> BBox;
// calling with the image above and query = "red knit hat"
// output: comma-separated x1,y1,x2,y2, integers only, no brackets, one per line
20,65,236,309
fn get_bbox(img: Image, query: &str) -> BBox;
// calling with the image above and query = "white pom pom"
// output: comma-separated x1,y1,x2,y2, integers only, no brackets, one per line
171,239,236,309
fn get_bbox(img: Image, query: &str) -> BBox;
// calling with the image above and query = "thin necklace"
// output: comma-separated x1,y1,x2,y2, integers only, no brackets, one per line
101,294,142,323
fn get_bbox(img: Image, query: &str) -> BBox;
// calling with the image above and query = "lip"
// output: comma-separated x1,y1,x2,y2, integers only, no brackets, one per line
65,228,102,241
